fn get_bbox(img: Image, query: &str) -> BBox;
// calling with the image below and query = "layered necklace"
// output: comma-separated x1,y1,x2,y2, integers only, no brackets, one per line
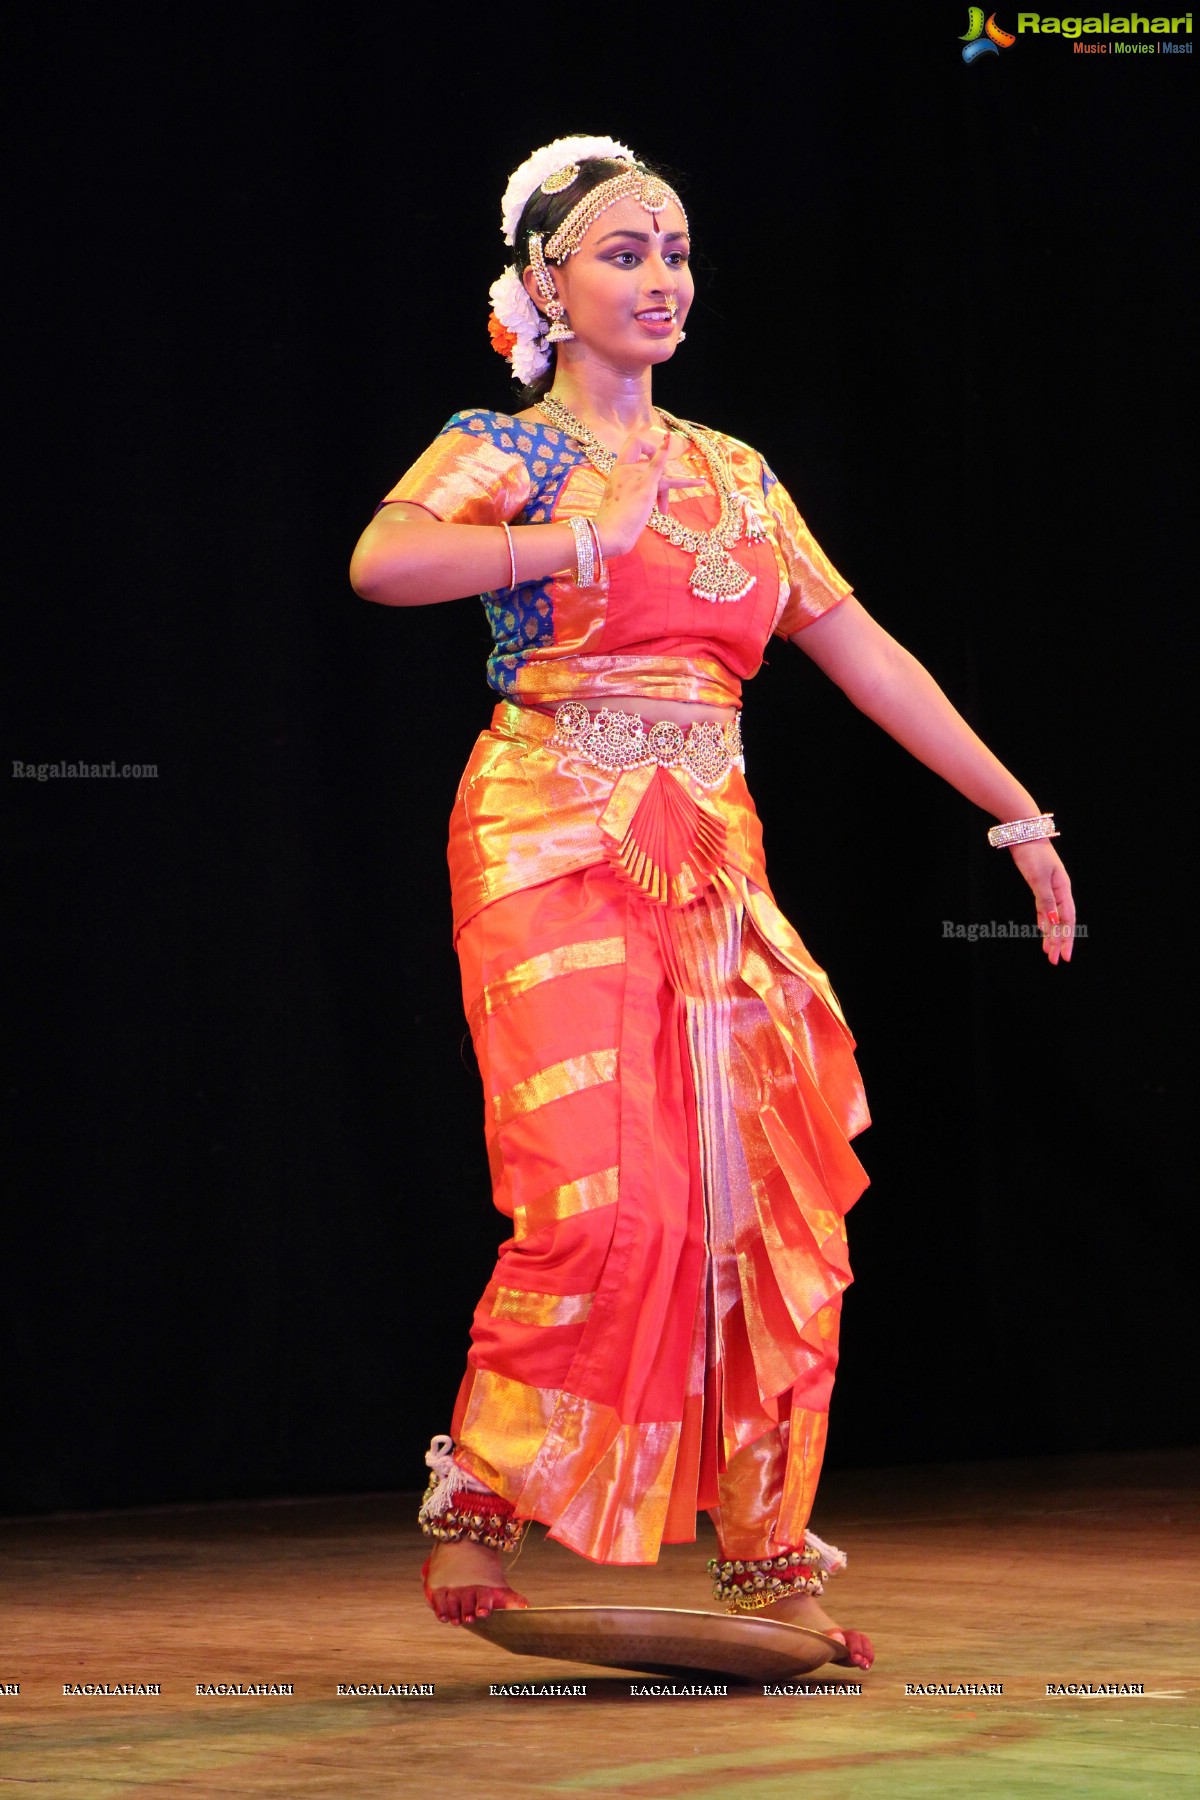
538,394,764,603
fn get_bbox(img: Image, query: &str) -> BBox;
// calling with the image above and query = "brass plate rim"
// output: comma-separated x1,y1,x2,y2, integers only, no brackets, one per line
464,1604,850,1681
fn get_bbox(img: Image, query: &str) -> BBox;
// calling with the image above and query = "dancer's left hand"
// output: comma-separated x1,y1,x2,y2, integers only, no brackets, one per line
1008,840,1076,964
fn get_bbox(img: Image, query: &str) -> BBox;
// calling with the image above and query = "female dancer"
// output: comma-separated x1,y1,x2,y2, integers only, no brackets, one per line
350,137,1075,1674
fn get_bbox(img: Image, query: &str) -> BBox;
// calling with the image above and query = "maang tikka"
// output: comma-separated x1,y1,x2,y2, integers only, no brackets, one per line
543,164,687,260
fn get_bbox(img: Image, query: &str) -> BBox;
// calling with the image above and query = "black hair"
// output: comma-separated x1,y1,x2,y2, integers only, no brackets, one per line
508,153,682,406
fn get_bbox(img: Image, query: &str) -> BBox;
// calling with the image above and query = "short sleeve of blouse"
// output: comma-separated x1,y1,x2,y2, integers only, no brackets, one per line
378,410,533,526
761,460,853,638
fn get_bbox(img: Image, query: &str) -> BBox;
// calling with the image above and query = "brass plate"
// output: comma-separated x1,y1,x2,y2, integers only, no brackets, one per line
465,1605,847,1682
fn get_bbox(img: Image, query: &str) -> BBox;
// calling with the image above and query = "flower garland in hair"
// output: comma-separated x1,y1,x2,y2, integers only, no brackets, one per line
488,266,550,386
487,135,638,385
499,134,637,247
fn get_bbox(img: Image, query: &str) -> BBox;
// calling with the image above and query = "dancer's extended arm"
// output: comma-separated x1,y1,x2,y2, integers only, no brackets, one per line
793,598,1075,962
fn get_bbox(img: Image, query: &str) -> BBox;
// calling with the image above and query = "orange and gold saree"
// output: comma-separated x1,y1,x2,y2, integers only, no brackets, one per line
386,410,870,1563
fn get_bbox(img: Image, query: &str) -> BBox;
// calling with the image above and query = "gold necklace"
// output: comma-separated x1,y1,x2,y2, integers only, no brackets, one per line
538,394,764,603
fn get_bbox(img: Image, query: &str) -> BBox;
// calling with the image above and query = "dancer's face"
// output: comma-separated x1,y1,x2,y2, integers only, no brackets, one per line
526,195,692,370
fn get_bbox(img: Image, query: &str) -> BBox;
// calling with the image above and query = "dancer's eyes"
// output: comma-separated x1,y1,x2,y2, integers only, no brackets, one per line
608,248,691,269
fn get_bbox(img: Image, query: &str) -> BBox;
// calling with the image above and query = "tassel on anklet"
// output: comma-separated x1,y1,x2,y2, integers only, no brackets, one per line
802,1527,848,1577
418,1434,494,1521
417,1434,527,1554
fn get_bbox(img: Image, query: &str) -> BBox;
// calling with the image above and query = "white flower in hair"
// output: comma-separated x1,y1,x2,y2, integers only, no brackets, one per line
501,134,637,246
488,266,551,385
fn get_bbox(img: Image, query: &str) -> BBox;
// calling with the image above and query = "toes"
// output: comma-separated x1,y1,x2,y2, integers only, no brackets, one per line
424,1578,526,1625
442,1588,466,1626
826,1628,873,1670
459,1586,481,1624
472,1586,504,1620
423,1569,505,1626
467,1586,514,1621
480,1585,527,1615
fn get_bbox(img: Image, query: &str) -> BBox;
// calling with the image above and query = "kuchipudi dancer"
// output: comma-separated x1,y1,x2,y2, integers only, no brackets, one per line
350,136,1076,1673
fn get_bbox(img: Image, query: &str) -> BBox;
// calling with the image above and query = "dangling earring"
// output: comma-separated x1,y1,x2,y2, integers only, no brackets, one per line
529,232,575,344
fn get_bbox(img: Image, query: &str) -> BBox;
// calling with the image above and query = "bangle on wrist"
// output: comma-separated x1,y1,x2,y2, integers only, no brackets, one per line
585,517,606,584
568,514,595,588
987,813,1059,849
499,521,517,590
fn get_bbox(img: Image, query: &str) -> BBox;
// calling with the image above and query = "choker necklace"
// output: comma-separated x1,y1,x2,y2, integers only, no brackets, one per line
537,394,764,603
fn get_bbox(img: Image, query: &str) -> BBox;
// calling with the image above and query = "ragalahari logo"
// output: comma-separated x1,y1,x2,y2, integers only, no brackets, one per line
961,7,1017,58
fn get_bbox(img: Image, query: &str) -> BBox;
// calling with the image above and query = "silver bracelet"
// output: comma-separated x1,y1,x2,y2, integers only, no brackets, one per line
499,521,517,590
987,813,1059,849
568,514,595,588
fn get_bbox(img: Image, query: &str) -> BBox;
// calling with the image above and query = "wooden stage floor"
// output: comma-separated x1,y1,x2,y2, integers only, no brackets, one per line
1,1449,1196,1798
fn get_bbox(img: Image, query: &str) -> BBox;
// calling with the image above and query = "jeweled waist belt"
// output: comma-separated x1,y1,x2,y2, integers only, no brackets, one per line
550,700,743,789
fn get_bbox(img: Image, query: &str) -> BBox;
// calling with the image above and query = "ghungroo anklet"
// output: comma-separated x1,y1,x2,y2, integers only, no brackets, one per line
417,1433,528,1554
420,1489,527,1553
708,1547,826,1612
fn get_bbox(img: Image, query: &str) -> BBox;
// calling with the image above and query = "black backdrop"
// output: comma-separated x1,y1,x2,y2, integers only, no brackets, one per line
6,6,1193,1514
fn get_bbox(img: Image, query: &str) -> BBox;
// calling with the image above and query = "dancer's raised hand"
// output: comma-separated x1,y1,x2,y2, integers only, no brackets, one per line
593,430,692,558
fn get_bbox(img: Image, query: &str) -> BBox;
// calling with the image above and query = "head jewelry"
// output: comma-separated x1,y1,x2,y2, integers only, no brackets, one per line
488,136,686,385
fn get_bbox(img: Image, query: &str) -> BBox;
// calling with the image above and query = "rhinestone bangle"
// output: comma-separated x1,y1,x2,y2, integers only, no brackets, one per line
568,514,595,589
585,516,606,584
987,813,1059,849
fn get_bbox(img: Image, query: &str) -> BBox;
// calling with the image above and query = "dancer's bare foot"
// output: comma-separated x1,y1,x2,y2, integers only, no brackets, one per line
767,1589,874,1671
422,1539,529,1626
